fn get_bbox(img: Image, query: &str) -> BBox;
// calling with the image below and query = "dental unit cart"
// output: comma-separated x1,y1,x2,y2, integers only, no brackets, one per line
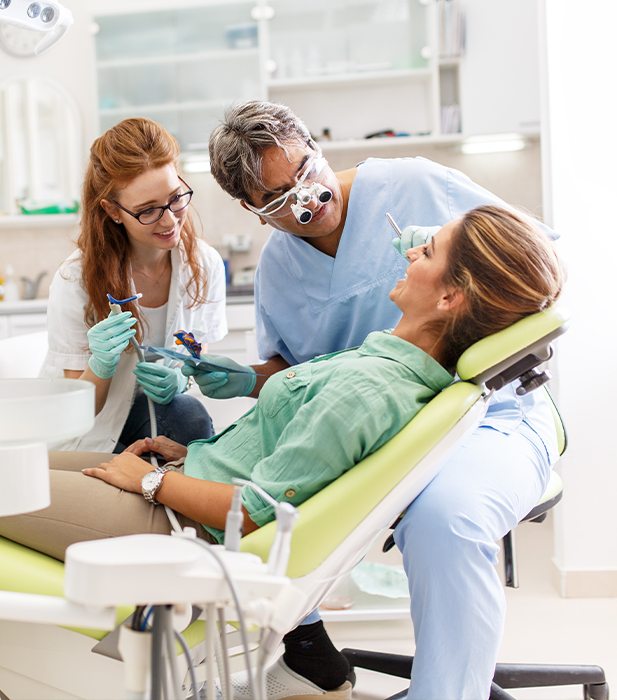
0,376,305,700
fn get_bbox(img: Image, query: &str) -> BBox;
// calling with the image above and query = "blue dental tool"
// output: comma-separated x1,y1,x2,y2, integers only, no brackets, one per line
107,293,142,306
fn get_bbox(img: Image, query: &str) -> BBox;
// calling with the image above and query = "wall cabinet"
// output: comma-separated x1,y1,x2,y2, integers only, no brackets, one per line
93,0,466,155
94,1,263,154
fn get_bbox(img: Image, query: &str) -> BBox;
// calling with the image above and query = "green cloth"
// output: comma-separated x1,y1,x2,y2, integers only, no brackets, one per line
184,331,453,542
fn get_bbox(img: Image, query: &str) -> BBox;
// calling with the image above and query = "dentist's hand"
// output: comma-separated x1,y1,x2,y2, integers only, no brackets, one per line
392,225,441,258
133,363,186,404
181,355,256,399
87,311,137,379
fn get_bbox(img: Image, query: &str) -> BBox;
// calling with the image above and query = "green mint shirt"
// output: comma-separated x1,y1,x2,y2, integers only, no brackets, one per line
183,331,454,542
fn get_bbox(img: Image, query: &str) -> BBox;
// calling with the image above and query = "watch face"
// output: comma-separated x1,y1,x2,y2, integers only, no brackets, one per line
0,24,41,57
142,471,160,492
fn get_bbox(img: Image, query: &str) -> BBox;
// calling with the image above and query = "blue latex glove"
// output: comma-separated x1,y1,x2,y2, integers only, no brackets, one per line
87,311,137,379
392,225,442,258
181,354,256,399
133,362,187,404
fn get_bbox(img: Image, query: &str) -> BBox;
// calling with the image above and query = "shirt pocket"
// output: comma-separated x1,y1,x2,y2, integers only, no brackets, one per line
259,364,312,418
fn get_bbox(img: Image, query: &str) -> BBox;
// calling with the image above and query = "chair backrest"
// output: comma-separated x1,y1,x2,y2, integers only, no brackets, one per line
0,331,48,379
240,306,570,623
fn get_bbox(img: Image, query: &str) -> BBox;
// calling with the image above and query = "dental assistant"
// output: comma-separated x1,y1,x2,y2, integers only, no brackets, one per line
189,101,562,700
41,118,227,453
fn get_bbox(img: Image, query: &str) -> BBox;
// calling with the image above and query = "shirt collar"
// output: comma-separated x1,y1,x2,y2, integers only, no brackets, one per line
357,331,454,393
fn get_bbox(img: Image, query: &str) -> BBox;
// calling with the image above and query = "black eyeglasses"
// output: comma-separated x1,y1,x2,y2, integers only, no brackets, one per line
112,177,193,225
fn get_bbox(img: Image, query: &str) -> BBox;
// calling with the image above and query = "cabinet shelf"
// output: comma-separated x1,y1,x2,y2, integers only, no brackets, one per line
268,67,432,92
319,132,462,154
97,46,259,70
99,99,228,116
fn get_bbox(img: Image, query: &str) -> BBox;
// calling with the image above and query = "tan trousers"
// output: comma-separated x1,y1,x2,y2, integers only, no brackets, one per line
0,451,214,561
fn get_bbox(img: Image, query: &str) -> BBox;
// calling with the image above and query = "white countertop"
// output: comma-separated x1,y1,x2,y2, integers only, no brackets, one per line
0,299,48,315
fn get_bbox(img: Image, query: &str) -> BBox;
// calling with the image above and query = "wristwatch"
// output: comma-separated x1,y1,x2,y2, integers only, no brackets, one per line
141,466,172,504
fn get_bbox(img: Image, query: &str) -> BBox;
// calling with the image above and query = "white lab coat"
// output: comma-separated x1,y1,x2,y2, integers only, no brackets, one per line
40,240,228,452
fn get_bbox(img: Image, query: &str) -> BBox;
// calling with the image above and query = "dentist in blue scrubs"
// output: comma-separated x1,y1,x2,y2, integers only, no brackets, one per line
185,101,560,700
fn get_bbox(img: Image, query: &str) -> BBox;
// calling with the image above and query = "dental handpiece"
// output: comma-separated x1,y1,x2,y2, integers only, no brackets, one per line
386,212,403,238
107,293,159,467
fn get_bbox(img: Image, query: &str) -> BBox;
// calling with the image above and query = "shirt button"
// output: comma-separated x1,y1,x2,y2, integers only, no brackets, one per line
285,489,296,498
286,371,296,379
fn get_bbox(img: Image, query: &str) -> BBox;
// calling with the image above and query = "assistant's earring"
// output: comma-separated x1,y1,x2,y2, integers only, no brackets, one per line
115,219,120,224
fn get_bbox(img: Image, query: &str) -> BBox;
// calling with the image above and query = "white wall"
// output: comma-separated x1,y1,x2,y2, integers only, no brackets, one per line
540,0,617,596
0,0,99,168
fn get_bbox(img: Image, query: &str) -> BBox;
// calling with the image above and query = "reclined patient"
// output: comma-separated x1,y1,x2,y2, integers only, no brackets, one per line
0,205,563,562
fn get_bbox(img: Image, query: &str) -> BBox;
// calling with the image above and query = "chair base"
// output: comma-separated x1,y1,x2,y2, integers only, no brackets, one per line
341,648,609,700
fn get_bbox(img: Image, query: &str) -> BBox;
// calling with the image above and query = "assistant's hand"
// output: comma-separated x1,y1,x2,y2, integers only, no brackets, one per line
87,311,137,379
181,354,256,399
124,436,188,462
392,225,442,258
82,452,152,493
133,363,186,404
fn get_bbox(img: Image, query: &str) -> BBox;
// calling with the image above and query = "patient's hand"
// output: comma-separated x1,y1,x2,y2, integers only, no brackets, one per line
124,436,188,462
83,452,153,493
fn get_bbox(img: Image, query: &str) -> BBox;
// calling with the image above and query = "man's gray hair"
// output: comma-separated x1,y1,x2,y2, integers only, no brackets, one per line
208,101,313,203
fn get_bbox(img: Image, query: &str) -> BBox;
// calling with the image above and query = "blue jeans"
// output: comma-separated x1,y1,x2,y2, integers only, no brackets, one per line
113,390,215,453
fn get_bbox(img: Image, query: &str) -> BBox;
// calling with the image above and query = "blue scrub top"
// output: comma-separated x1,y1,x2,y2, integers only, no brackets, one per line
255,156,523,366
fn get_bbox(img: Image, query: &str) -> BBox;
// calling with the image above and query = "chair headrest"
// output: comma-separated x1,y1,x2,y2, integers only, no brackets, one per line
456,306,570,390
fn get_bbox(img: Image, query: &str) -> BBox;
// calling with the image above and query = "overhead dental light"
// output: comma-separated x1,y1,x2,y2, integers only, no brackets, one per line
0,0,73,56
460,133,527,155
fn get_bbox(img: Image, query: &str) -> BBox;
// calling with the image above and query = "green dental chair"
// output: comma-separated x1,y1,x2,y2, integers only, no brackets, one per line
0,306,607,700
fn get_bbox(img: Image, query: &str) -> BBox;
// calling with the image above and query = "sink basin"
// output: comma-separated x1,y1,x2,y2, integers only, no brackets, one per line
0,379,94,516
0,378,94,446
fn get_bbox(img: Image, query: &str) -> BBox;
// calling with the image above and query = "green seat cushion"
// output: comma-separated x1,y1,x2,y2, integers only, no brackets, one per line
0,537,131,640
457,306,570,382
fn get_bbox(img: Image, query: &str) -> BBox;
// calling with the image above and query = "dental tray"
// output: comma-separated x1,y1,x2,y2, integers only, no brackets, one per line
139,346,259,375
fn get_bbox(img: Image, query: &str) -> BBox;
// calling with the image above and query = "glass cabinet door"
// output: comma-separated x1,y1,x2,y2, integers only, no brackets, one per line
267,0,429,82
95,1,262,153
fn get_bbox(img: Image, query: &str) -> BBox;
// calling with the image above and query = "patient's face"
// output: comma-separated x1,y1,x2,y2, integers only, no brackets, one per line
389,219,457,318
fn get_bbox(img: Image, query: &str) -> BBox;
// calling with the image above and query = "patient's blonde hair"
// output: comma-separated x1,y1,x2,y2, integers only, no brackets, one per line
436,205,564,372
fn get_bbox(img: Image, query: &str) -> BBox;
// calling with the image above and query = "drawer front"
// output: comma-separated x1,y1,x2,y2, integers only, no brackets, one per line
7,313,48,337
225,304,255,331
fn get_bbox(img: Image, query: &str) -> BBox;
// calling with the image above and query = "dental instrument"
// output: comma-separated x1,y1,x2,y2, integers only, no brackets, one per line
107,293,184,536
174,330,202,358
140,345,262,376
224,486,244,552
386,215,442,257
386,212,403,238
0,0,73,54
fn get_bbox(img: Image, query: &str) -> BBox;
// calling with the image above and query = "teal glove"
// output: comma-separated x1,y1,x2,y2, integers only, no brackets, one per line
392,225,442,258
87,311,137,379
181,355,256,399
133,362,187,404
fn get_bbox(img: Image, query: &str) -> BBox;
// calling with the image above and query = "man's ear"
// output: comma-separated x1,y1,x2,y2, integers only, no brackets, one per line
439,288,466,312
240,200,268,226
